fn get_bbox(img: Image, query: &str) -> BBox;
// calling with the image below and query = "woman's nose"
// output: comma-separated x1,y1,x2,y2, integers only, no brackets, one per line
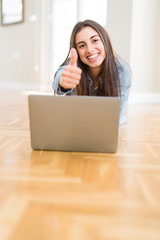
86,43,94,53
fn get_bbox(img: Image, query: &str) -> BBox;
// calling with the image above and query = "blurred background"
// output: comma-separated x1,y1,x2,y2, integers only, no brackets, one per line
0,0,160,103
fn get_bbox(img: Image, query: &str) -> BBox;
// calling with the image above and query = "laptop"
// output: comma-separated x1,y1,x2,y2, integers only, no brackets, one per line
28,94,120,153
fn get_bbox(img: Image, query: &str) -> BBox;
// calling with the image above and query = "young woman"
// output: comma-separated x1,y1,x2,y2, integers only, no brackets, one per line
53,19,131,125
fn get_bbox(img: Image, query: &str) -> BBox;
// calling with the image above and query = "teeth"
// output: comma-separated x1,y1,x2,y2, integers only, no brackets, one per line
88,53,98,59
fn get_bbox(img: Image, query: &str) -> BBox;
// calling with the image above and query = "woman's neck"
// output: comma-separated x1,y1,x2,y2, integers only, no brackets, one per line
89,67,102,88
89,67,100,79
89,62,103,78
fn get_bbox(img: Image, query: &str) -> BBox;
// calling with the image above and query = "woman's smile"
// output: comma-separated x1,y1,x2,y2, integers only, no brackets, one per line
87,53,100,61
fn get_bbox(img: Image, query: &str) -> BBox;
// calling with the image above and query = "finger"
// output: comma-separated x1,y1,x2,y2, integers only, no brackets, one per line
61,82,77,89
61,76,80,85
62,70,81,81
69,48,78,67
65,64,82,75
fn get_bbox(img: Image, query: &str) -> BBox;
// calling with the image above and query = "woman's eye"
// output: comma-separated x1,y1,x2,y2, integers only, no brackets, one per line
79,44,85,48
93,39,99,43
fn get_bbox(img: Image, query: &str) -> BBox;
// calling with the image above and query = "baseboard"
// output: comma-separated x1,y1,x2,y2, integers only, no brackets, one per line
129,92,160,104
1,82,160,104
0,81,52,92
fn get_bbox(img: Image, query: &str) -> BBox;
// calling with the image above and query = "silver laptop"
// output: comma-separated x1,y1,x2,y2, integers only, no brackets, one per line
28,94,120,153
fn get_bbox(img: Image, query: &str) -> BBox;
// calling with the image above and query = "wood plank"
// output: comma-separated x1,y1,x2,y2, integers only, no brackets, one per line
0,90,160,240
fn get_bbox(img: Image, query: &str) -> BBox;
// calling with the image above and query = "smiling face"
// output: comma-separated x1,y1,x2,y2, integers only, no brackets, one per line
75,26,106,77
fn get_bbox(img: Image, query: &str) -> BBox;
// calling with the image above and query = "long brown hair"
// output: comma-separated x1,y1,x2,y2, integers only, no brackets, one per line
61,19,121,97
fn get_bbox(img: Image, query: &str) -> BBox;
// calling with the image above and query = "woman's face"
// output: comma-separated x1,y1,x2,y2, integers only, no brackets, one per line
75,26,106,75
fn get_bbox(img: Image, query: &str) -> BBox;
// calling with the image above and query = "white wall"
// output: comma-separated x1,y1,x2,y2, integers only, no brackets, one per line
155,0,160,93
106,0,132,63
0,0,39,87
130,0,158,93
107,0,160,101
0,0,160,98
0,0,53,90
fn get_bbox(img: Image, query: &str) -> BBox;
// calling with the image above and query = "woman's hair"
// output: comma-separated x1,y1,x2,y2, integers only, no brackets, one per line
61,19,121,97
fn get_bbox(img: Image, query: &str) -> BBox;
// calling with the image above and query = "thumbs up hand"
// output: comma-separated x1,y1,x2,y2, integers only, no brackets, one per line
59,48,82,89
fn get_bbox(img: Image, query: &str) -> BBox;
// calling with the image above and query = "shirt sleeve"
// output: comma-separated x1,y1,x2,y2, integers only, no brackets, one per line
117,57,132,124
52,65,73,95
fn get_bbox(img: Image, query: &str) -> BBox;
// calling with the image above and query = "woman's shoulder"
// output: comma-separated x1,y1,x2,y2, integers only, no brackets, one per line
115,54,131,73
115,54,131,86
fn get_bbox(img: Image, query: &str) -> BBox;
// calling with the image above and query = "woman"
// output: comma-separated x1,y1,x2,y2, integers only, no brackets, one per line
53,19,131,125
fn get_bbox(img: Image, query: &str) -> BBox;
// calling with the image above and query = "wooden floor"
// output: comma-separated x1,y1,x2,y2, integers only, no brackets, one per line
0,89,160,240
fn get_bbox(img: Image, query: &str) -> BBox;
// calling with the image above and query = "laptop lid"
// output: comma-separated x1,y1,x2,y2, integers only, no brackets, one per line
28,94,120,153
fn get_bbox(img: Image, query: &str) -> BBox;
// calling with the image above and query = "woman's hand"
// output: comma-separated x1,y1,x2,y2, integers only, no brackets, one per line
59,48,82,89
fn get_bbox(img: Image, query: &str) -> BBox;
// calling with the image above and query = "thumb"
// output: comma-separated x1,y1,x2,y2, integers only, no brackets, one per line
70,48,78,67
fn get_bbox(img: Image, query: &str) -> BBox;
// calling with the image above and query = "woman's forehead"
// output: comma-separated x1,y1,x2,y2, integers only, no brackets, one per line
75,26,99,43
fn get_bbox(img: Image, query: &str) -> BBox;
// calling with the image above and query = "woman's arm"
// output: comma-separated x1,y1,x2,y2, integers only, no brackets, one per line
52,65,72,95
117,56,132,124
